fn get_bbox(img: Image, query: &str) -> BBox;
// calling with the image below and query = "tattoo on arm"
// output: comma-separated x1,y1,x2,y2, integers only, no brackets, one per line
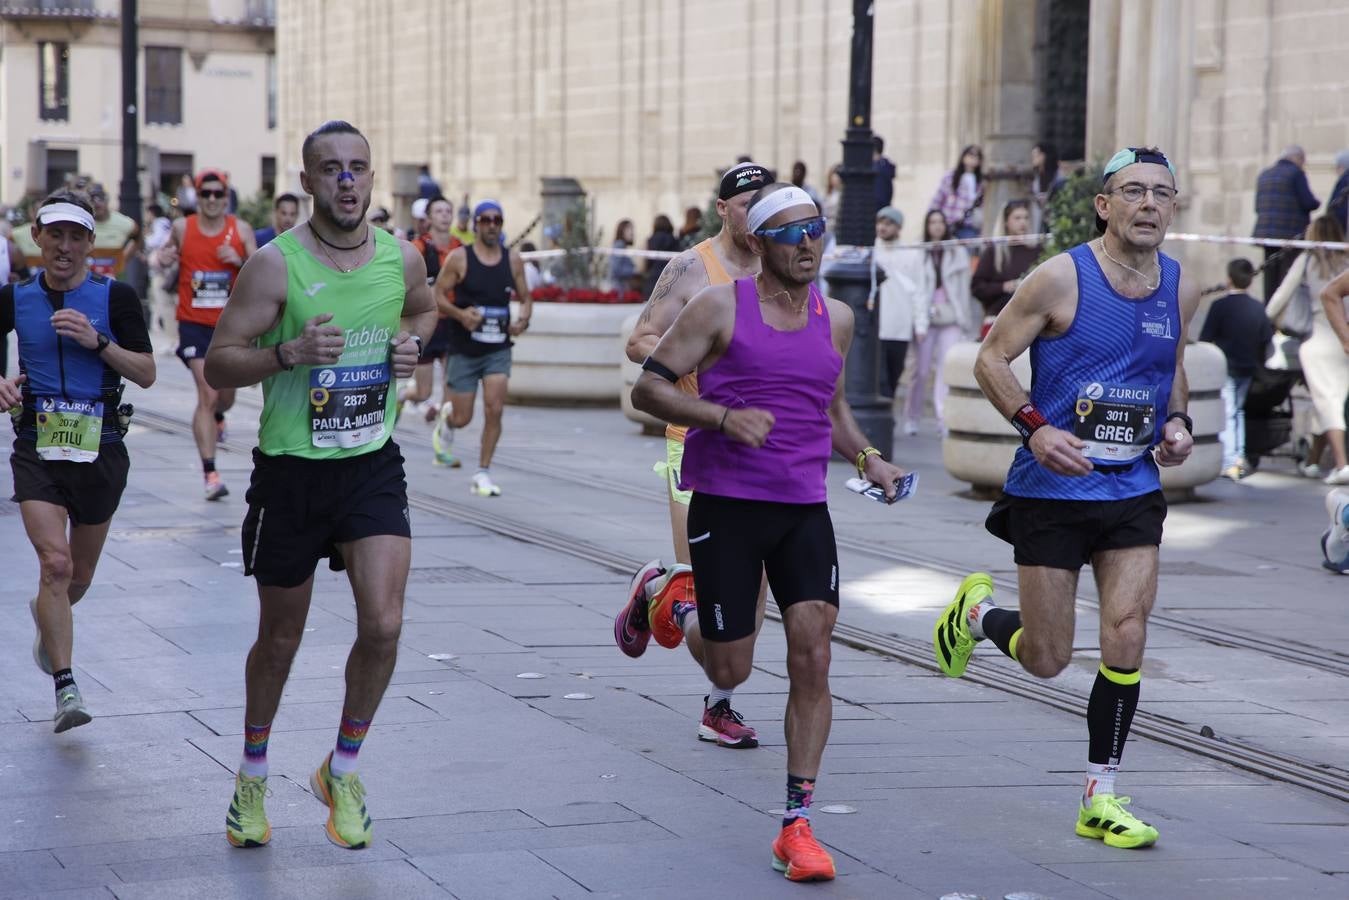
637,255,696,325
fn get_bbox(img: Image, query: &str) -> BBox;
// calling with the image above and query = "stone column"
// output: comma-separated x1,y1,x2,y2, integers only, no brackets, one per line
1085,0,1122,161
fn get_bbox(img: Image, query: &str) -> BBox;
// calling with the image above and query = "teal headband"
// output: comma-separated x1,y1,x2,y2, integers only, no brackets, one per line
1103,147,1176,183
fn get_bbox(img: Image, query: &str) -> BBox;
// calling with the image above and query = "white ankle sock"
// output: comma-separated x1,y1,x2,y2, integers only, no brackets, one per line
1083,762,1119,806
707,687,734,708
967,599,996,640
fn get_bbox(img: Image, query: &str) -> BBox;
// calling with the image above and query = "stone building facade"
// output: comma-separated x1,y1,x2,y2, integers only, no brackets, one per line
0,0,276,210
275,0,1347,285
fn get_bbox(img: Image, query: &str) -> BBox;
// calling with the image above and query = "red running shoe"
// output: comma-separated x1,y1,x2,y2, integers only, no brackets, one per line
698,697,758,748
613,559,662,658
647,564,693,649
771,818,836,882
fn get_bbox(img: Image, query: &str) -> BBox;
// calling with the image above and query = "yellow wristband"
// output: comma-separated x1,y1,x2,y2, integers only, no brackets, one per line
856,446,881,477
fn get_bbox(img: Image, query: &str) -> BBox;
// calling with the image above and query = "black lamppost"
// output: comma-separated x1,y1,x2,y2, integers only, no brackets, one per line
825,0,893,459
118,0,142,222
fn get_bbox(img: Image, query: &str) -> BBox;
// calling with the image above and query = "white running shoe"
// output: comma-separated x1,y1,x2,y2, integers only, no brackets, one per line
431,405,461,467
903,421,920,436
470,471,501,496
1300,462,1324,479
1324,465,1349,486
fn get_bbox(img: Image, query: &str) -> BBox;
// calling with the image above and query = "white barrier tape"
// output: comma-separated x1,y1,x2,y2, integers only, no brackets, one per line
516,230,1349,265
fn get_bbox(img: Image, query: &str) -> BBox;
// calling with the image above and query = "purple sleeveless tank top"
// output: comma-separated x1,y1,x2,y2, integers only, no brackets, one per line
680,277,842,504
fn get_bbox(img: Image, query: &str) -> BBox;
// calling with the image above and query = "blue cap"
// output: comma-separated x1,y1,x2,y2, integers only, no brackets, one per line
473,199,503,219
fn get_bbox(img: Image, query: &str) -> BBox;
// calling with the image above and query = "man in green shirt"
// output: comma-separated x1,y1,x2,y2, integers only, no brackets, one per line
204,120,436,852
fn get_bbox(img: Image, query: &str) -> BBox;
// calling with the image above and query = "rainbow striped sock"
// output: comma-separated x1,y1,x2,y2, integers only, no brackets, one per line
329,713,370,777
239,722,271,778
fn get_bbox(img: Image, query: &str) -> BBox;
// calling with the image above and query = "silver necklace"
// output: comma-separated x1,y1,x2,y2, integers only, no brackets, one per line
1098,239,1158,291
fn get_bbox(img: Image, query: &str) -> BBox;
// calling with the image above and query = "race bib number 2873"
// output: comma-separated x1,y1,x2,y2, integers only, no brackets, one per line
308,362,389,449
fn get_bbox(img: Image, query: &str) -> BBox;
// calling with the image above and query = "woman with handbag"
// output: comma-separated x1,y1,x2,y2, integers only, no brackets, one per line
903,209,973,435
1268,215,1349,482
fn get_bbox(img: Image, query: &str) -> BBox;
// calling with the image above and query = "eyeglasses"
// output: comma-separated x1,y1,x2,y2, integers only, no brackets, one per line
198,189,226,199
754,216,827,245
476,215,503,225
1108,183,1177,205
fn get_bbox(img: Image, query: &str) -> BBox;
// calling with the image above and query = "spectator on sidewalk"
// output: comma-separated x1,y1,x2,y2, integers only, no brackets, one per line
823,164,843,228
932,144,985,239
1029,142,1066,234
1268,215,1349,483
873,136,896,212
872,206,923,400
1200,258,1273,480
417,164,442,199
609,219,638,293
678,206,703,249
1327,149,1349,234
518,241,546,292
972,200,1040,331
1254,145,1320,303
791,161,824,210
642,214,680,299
903,209,972,435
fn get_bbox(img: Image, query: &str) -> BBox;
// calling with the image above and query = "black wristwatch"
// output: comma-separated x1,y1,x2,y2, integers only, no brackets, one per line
95,333,111,354
1164,411,1193,434
411,335,424,359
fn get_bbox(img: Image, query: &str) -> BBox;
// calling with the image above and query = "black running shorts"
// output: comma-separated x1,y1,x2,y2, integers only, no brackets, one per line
9,438,130,526
241,440,411,588
985,490,1167,571
686,492,839,643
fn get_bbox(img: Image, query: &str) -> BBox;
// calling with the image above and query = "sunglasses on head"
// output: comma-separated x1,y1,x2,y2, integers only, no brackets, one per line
754,216,827,245
198,189,226,199
476,215,502,225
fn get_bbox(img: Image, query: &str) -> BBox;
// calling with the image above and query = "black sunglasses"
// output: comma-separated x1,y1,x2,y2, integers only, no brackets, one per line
198,189,226,199
476,215,503,225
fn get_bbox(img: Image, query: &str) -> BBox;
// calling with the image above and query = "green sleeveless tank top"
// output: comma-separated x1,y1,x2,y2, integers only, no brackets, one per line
257,228,405,459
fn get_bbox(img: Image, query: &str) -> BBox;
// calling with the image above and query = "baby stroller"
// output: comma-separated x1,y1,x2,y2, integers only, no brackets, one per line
1243,335,1306,471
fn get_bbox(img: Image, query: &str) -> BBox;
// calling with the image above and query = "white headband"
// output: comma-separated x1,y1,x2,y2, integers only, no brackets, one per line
746,186,819,233
36,202,95,232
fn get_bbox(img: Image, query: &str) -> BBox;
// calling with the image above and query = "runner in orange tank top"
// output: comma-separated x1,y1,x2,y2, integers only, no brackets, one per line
160,169,256,500
613,161,770,749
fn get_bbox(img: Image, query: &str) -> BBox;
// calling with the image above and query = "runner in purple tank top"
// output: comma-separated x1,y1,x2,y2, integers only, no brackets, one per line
632,183,908,883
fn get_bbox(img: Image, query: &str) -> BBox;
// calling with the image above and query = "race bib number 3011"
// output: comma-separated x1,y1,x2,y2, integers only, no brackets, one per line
308,362,389,449
36,398,104,462
1072,382,1157,463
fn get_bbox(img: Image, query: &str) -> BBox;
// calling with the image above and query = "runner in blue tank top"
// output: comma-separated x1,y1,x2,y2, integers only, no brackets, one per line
932,148,1202,850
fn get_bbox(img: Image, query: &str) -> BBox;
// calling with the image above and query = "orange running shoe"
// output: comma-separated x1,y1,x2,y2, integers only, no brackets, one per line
646,564,693,649
771,818,836,881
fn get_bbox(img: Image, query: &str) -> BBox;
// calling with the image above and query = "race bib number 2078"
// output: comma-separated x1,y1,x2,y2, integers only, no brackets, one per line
308,362,389,449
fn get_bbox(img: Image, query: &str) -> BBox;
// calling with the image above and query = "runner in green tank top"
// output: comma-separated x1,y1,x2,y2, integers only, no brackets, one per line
204,121,436,852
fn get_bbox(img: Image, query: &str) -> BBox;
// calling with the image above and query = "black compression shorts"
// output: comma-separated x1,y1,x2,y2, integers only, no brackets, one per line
985,490,1167,570
241,440,411,588
686,492,839,643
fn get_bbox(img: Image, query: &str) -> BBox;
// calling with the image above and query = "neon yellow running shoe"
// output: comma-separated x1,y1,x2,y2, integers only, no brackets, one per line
932,572,992,678
310,753,373,849
225,773,271,848
1076,793,1159,849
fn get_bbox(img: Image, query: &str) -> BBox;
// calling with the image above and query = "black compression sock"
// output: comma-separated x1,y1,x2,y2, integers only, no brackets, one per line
981,607,1022,661
53,668,75,693
202,458,216,475
1087,663,1140,764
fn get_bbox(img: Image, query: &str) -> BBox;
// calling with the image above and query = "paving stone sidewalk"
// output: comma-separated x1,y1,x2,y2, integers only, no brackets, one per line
0,368,1345,899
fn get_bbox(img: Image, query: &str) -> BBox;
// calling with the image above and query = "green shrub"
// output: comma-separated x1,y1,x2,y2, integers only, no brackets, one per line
1040,161,1105,262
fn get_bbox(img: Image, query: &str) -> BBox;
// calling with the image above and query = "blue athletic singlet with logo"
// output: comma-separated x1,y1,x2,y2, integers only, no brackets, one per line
1003,243,1181,501
12,273,123,445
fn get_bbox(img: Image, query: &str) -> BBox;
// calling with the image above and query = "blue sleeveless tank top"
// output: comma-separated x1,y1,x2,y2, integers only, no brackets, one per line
1003,243,1181,501
13,273,123,444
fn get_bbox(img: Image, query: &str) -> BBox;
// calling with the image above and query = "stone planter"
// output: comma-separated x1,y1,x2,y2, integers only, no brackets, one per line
505,301,635,404
941,341,1226,498
619,312,667,434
